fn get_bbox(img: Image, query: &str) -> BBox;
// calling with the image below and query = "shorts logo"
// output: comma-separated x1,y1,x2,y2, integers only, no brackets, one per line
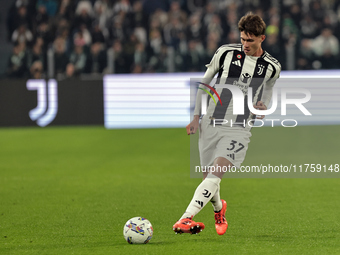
227,154,235,160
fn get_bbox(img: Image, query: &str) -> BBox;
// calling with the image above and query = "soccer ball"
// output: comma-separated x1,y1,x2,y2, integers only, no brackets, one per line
123,217,153,244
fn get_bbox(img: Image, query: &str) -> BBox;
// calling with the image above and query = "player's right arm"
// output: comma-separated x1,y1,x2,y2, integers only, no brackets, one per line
187,46,224,135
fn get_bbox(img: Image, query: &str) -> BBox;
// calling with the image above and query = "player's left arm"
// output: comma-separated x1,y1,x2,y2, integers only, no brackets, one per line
256,65,281,119
253,101,267,119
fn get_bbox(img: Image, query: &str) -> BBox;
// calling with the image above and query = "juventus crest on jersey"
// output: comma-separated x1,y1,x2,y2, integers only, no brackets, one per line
197,43,281,129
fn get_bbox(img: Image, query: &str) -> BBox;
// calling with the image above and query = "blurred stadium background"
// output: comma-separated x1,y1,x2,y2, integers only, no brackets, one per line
1,1,340,254
1,0,340,128
1,0,340,79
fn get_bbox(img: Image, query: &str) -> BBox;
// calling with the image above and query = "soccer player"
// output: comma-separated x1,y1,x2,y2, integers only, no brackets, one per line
173,12,281,235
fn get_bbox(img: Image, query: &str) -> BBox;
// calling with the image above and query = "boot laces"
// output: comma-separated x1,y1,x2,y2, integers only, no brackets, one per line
215,213,225,224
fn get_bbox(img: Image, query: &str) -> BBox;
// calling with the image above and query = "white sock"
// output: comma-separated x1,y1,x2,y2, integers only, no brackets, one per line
210,185,223,212
180,174,221,220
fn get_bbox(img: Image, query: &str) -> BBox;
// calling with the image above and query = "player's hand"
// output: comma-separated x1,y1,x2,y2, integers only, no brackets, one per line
186,116,200,135
253,101,267,119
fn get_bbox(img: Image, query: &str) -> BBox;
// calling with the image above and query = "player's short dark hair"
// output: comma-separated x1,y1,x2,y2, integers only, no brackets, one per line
238,12,266,37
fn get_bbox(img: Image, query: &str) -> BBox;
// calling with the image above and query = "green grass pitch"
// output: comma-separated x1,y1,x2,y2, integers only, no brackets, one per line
1,125,340,255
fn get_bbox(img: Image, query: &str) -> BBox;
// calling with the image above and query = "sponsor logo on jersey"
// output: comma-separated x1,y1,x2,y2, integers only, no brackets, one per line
241,73,251,83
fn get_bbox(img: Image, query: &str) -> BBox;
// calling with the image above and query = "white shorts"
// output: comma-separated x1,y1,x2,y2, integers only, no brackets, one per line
199,116,252,168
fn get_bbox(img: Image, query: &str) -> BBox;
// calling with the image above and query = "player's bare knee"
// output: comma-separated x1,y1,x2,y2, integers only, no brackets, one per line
209,157,233,178
214,157,233,168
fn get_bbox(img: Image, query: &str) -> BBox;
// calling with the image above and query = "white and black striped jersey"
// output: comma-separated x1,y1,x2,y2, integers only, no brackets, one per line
194,43,281,129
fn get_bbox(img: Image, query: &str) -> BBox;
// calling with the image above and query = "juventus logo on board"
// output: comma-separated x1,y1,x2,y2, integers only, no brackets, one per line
257,64,265,75
27,79,58,127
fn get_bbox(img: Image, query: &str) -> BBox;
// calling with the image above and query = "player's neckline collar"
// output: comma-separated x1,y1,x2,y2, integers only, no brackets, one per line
252,49,265,58
241,45,266,58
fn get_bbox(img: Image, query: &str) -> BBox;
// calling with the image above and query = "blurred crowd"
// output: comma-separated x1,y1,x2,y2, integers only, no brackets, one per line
5,0,340,79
